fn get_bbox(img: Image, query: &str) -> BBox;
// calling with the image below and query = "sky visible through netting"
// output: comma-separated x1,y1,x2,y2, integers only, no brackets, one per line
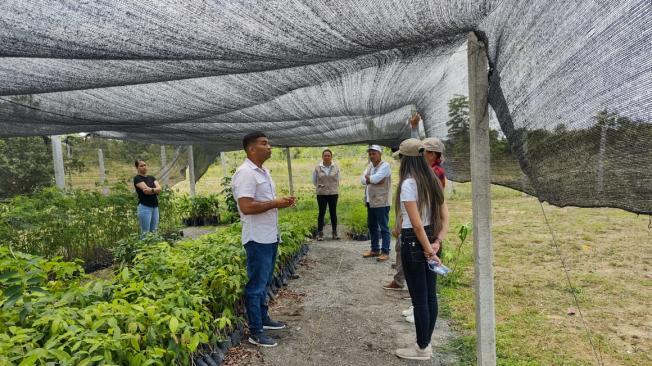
0,0,649,213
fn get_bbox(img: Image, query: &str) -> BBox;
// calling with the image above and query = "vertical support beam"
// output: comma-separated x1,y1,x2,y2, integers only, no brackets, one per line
467,31,496,366
596,122,608,194
521,132,529,197
160,145,168,187
220,152,228,179
98,148,108,195
285,147,294,196
51,135,65,189
188,145,196,197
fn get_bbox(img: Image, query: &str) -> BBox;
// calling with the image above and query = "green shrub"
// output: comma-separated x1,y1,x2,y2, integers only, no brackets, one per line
220,171,239,224
0,187,183,270
343,203,368,237
0,210,314,365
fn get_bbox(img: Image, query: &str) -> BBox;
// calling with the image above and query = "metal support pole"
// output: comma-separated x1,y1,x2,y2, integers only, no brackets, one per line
51,135,65,189
160,145,169,187
285,147,294,196
98,148,108,195
188,145,196,197
468,31,496,366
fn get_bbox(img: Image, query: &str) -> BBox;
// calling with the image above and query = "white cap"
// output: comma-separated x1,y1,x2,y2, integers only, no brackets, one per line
367,144,383,153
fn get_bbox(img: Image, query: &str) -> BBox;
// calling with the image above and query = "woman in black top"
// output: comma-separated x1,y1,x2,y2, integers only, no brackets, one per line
133,159,162,237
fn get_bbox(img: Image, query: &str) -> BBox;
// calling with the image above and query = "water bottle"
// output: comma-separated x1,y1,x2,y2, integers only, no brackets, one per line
428,260,451,276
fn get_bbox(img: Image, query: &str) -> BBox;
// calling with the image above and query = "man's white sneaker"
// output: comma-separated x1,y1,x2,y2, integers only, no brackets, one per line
401,306,413,317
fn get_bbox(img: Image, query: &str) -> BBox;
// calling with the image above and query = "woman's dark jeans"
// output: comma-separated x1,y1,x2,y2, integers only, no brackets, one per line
401,225,439,349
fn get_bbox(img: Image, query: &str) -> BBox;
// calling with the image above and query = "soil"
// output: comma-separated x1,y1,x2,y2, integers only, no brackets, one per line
232,227,460,366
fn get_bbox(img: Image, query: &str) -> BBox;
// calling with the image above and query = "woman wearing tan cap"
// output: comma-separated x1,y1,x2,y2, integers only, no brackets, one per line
391,138,449,361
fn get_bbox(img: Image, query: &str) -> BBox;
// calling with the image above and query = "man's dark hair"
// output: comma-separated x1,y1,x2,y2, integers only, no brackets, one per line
242,131,267,151
135,159,145,168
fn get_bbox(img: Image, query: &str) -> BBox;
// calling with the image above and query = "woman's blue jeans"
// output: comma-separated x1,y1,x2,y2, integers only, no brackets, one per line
137,204,159,238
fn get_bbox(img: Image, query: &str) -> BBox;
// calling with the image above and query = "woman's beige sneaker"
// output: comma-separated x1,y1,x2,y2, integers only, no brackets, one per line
395,343,432,360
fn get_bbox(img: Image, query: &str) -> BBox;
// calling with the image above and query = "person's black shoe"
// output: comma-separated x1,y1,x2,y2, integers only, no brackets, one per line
248,332,278,347
262,319,287,330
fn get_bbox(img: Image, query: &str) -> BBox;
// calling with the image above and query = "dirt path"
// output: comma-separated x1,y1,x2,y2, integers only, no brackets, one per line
236,229,460,366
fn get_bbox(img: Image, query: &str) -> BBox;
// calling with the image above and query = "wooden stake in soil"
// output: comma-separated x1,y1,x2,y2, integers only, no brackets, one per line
188,145,196,197
98,148,108,195
285,147,294,196
51,135,65,189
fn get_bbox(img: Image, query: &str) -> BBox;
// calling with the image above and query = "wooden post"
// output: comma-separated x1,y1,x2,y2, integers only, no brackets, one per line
285,147,294,196
220,152,228,179
521,131,529,197
596,121,608,194
98,148,108,195
160,145,169,187
188,145,196,197
51,135,65,189
468,31,496,366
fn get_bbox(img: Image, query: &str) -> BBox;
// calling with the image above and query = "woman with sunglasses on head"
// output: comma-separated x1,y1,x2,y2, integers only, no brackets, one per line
392,139,449,360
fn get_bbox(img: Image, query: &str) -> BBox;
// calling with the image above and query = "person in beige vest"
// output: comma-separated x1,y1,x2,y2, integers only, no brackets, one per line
361,144,392,262
312,148,340,240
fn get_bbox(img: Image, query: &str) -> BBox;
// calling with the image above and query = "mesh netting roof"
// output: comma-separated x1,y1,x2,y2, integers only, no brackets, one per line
0,0,650,213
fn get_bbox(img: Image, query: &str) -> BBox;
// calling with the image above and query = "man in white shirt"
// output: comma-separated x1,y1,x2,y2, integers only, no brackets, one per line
360,145,393,262
231,131,295,347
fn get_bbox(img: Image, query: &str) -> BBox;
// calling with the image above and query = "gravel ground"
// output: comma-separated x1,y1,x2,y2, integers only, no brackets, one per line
238,229,461,366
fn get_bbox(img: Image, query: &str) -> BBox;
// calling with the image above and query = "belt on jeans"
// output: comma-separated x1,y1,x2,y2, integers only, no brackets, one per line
401,225,433,238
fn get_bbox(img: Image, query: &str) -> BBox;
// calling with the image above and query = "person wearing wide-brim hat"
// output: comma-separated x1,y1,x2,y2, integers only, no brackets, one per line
360,144,392,262
391,138,449,361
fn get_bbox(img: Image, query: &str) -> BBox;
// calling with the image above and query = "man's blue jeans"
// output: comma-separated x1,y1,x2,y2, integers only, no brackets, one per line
244,241,279,335
367,205,391,254
137,204,159,238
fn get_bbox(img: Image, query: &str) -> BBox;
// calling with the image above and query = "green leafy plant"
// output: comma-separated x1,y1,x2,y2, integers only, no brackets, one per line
343,203,368,238
0,210,314,365
220,169,239,224
0,187,183,271
440,222,472,287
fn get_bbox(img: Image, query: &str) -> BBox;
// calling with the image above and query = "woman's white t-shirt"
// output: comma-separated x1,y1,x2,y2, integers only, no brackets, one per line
400,177,431,229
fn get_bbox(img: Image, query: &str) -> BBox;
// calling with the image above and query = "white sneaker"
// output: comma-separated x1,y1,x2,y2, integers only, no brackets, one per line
395,343,432,360
401,306,413,317
405,314,414,323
